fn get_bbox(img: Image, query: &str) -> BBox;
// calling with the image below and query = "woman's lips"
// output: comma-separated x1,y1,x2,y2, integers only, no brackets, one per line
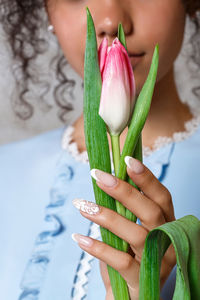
129,52,145,68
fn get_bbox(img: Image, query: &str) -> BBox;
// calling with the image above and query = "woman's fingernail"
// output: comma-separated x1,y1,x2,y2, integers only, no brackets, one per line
124,156,144,174
90,169,117,187
71,233,93,247
72,198,100,215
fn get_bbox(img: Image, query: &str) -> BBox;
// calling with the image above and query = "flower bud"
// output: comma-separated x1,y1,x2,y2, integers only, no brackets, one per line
98,37,136,136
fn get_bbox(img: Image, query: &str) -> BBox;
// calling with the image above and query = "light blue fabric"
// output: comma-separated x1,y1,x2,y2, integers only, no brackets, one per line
0,124,200,300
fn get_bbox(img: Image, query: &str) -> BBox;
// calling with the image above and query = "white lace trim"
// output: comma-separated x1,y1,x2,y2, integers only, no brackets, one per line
62,126,89,164
62,113,200,163
71,222,100,300
143,113,200,156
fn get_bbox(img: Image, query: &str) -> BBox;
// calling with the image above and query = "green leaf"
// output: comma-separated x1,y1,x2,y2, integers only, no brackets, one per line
118,44,159,181
84,8,130,299
113,24,130,231
139,215,200,299
118,23,127,49
125,134,142,224
118,21,159,237
118,23,142,227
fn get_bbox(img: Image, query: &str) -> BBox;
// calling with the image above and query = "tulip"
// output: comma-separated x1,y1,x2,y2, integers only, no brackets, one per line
98,37,136,136
84,9,160,300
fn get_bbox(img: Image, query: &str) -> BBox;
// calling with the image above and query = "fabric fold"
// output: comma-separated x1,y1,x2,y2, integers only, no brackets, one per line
18,152,75,300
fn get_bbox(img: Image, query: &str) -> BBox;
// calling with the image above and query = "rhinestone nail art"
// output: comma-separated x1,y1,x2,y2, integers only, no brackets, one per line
72,198,100,215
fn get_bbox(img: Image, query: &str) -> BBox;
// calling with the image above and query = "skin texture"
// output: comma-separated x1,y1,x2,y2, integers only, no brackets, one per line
46,0,195,298
47,0,192,151
78,163,175,299
48,0,185,92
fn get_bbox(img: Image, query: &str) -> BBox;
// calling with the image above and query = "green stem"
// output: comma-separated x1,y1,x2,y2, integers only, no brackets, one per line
125,134,142,219
111,134,127,251
111,134,126,217
122,135,142,252
111,134,120,174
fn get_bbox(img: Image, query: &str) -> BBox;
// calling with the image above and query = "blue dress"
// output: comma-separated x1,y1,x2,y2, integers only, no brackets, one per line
0,115,200,300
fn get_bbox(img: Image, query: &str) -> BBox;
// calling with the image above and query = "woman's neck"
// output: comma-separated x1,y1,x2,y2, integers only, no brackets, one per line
71,67,193,153
141,67,193,148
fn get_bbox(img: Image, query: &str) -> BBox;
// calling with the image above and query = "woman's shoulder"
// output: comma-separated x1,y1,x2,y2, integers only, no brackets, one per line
0,126,67,204
0,126,66,157
174,113,200,157
0,126,70,299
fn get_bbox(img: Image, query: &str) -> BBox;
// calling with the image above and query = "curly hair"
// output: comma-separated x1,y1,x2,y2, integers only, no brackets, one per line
0,0,75,122
0,0,200,121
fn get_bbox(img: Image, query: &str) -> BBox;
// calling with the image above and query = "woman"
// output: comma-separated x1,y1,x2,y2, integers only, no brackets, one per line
0,0,200,299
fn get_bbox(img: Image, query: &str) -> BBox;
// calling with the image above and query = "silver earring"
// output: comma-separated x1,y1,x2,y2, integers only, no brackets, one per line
48,24,54,33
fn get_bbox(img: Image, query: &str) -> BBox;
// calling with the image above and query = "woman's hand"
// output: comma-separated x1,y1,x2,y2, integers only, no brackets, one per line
72,157,176,299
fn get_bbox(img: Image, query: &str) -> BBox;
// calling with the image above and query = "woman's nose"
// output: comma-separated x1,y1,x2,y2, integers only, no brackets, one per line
90,0,133,45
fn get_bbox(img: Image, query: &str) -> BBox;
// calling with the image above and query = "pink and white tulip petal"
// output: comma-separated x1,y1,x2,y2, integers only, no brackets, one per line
98,37,136,135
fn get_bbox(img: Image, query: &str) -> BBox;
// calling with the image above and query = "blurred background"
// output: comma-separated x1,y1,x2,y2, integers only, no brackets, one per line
0,16,199,145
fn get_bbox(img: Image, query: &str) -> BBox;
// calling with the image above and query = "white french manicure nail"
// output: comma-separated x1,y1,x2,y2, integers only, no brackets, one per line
90,169,117,187
124,156,144,174
71,233,93,247
90,169,98,181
